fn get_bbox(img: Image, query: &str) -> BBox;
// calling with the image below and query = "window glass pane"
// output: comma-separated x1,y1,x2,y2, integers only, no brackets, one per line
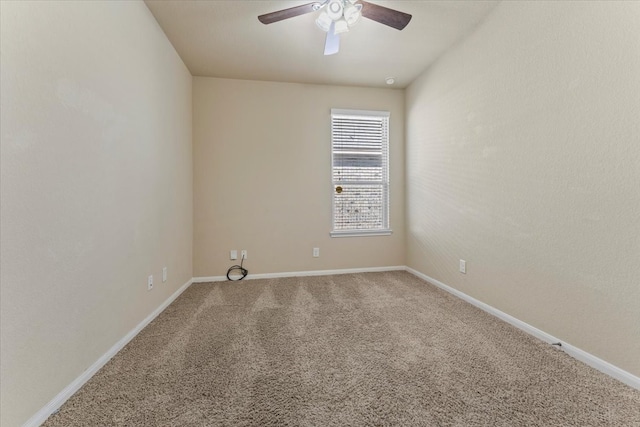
333,185,384,230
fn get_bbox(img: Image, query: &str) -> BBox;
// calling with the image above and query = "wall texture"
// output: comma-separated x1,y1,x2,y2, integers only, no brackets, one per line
406,1,640,376
193,78,405,277
0,2,193,425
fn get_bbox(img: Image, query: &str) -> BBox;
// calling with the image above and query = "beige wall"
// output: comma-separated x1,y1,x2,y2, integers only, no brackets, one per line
0,1,193,425
193,78,405,277
406,1,640,376
3,0,637,424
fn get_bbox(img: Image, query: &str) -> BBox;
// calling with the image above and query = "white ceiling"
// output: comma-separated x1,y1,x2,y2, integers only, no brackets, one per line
144,0,499,88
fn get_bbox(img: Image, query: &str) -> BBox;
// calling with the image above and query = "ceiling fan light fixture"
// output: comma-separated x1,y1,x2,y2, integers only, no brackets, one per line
343,3,362,26
315,11,333,32
334,18,350,34
327,0,344,21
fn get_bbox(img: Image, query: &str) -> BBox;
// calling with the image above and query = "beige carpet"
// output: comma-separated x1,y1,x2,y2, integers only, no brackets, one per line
44,271,640,426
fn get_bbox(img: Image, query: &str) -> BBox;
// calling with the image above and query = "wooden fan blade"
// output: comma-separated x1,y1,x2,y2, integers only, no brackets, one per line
324,22,340,55
358,1,412,30
258,2,319,24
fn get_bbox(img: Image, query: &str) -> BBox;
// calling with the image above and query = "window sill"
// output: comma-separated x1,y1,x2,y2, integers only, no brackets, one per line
330,229,393,238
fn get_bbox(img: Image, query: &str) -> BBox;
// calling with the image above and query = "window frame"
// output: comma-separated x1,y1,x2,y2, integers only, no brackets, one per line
330,108,392,238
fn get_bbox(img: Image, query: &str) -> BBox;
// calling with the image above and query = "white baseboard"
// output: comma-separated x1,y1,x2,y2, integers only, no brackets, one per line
192,265,406,283
24,278,193,427
405,267,640,391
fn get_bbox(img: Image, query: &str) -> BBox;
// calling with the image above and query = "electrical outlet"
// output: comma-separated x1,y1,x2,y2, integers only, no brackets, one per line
147,275,153,291
230,250,238,260
313,247,320,257
162,267,167,282
241,250,247,260
459,260,466,274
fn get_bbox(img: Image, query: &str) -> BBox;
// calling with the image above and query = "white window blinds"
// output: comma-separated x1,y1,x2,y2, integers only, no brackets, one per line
331,109,391,237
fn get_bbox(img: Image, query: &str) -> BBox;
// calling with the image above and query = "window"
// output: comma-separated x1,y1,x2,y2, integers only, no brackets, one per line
331,109,391,237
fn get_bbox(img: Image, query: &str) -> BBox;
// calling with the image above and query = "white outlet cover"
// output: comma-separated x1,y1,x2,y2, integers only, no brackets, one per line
459,260,466,274
147,275,154,290
241,250,247,259
313,248,320,257
162,267,167,282
230,250,237,260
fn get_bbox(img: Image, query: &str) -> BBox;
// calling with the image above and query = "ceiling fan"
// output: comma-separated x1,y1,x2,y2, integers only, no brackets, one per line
258,0,412,56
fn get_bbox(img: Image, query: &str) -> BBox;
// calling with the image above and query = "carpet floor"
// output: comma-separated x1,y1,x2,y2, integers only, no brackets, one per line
44,271,640,426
